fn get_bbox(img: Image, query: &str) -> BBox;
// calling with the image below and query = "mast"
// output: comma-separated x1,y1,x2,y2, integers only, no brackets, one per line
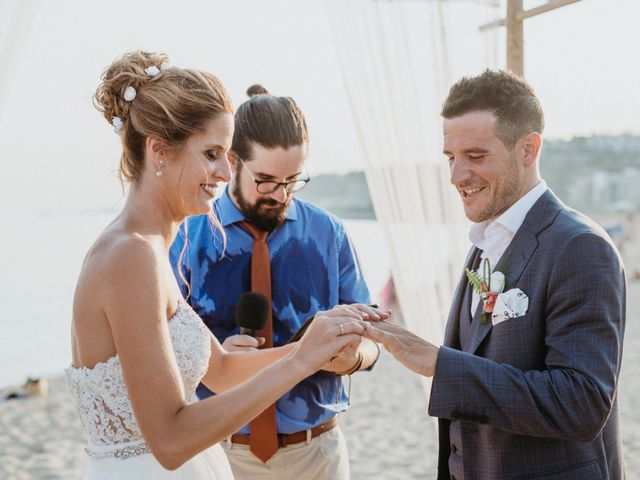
480,0,582,77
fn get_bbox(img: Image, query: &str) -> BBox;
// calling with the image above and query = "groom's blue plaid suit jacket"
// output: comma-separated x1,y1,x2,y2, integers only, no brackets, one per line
429,190,626,479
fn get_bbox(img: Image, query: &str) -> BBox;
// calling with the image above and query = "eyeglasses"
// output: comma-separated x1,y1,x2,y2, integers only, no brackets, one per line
239,158,310,194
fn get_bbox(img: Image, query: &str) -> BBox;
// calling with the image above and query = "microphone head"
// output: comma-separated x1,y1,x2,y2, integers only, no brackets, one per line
235,292,269,332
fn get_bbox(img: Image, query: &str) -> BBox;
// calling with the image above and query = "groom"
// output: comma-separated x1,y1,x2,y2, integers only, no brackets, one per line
366,70,626,479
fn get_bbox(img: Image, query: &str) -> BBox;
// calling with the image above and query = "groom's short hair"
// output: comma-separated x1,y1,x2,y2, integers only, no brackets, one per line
441,69,544,150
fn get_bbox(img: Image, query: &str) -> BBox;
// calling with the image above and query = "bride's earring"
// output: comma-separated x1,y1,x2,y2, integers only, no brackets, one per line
156,159,165,177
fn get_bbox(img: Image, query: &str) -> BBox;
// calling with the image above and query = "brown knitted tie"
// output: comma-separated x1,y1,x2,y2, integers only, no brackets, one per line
242,221,278,463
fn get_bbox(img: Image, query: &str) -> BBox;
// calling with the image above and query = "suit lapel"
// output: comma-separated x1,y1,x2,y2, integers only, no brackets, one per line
465,190,563,354
462,293,483,353
443,246,479,348
465,230,538,353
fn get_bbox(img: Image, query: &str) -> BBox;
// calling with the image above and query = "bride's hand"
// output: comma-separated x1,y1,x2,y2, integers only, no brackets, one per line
333,303,391,322
315,304,388,372
291,305,368,374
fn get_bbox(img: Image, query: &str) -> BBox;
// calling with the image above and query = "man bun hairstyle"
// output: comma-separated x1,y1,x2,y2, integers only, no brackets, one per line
246,84,269,97
441,69,544,150
232,84,308,161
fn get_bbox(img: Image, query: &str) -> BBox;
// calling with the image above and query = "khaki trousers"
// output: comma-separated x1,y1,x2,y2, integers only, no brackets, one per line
222,426,350,480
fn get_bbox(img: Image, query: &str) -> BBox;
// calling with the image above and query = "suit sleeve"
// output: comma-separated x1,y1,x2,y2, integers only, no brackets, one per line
428,232,626,441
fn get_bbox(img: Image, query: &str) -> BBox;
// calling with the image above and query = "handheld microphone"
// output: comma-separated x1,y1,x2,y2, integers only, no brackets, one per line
235,292,269,337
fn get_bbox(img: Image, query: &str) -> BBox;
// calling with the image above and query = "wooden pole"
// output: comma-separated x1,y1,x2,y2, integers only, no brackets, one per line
506,0,524,77
478,0,583,78
517,0,582,20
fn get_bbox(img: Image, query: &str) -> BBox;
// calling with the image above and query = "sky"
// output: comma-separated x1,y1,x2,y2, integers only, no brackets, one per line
0,0,638,213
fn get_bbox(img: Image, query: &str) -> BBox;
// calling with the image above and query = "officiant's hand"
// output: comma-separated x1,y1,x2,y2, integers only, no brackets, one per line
364,317,439,377
320,303,387,373
322,340,360,373
222,334,265,352
292,305,369,374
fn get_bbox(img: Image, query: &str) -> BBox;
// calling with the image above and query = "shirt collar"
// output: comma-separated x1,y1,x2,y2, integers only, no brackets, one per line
216,186,298,228
469,180,547,246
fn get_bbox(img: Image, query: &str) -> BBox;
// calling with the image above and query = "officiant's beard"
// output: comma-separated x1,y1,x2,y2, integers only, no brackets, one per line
232,178,290,232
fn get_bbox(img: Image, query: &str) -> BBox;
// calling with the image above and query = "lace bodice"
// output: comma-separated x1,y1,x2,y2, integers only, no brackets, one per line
65,301,212,447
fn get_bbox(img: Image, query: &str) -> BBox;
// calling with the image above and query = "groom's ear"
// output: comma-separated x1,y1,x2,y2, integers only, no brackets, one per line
521,132,542,167
228,150,239,174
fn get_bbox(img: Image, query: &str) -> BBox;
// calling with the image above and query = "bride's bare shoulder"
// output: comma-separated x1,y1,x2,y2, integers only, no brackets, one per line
90,227,157,267
72,226,165,365
77,226,163,299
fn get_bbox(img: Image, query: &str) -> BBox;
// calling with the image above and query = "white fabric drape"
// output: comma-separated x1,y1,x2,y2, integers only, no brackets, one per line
326,0,499,362
0,0,41,120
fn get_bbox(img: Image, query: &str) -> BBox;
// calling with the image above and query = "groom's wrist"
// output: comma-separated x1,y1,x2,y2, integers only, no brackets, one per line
416,343,440,377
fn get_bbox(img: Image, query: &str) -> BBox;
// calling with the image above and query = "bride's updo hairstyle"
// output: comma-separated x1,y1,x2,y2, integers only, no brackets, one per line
94,50,233,183
94,51,232,293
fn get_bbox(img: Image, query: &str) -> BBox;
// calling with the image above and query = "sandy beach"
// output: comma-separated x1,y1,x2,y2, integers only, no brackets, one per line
1,267,638,479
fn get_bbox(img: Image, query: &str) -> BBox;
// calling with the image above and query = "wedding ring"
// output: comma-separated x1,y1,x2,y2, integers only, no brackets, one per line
339,323,345,335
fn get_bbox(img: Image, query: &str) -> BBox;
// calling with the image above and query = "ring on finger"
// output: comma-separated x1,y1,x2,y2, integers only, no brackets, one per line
339,323,345,335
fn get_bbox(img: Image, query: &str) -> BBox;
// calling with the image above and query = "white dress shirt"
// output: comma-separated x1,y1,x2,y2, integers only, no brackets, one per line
469,180,548,315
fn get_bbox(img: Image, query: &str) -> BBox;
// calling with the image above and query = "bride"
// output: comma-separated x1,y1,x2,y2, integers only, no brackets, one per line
65,51,379,479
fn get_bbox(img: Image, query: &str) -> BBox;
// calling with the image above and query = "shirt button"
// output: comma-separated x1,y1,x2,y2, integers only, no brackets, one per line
450,444,457,454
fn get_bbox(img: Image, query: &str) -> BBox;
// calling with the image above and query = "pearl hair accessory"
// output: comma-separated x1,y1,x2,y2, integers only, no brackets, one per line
110,62,170,135
112,116,124,135
144,66,160,76
123,86,136,102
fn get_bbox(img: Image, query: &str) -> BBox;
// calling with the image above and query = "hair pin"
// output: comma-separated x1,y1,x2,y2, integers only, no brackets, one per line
123,86,136,102
145,66,160,76
113,116,124,135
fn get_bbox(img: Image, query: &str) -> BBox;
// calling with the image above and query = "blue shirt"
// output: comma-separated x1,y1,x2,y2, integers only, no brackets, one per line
169,187,370,434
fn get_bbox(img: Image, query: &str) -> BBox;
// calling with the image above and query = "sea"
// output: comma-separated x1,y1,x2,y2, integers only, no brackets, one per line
0,210,390,387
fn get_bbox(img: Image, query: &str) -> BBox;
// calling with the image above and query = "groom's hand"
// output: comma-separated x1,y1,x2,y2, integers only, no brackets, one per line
365,318,439,377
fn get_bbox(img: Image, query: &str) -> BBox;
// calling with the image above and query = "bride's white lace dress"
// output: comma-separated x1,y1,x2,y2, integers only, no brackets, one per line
65,300,233,479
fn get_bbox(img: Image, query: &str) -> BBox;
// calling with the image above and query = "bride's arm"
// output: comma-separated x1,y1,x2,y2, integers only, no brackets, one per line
200,302,386,393
200,336,294,393
104,239,364,471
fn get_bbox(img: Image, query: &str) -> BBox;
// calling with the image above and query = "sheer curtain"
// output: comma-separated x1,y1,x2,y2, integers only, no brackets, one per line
326,0,499,364
0,0,40,120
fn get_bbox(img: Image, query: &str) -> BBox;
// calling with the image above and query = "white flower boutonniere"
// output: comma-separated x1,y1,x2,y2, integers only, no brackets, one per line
465,251,529,326
466,258,506,324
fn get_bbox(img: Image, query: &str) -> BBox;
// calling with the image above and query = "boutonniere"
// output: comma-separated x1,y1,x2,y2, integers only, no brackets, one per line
465,258,506,324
